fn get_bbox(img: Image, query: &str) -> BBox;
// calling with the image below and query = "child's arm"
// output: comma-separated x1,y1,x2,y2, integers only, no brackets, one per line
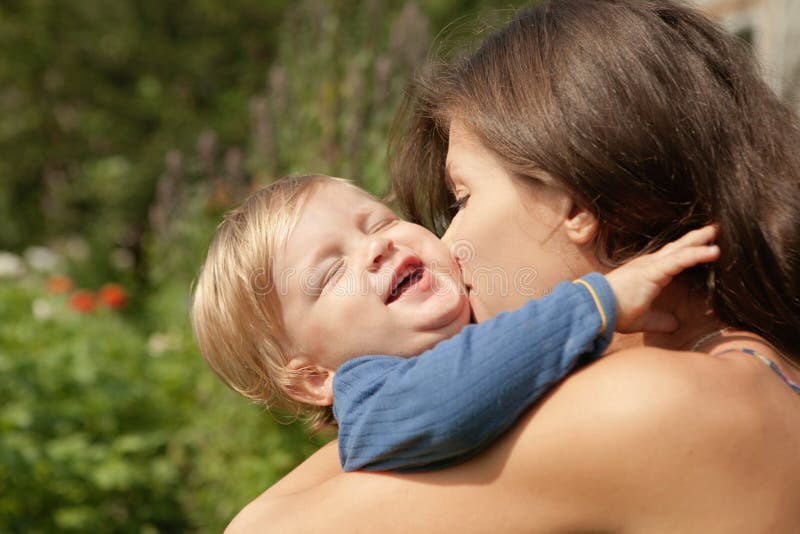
334,273,613,472
334,225,719,472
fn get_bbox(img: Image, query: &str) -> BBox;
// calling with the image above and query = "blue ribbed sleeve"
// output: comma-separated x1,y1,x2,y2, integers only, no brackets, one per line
332,272,616,472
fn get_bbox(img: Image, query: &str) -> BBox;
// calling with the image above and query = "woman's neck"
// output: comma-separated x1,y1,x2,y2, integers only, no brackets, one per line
607,281,726,354
605,280,800,385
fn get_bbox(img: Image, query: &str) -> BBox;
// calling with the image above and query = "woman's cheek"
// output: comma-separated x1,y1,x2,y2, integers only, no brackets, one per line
468,275,531,320
468,290,495,322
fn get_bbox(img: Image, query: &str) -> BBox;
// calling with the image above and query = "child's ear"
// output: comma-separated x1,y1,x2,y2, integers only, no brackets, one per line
563,201,599,246
284,357,335,406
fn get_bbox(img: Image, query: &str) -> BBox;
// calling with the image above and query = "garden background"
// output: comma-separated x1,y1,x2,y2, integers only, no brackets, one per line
4,0,795,531
0,0,528,532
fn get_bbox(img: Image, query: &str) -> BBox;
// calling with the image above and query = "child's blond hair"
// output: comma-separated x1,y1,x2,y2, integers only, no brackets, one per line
191,174,343,431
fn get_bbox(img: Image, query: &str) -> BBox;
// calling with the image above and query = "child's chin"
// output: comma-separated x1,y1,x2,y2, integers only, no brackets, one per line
416,290,469,332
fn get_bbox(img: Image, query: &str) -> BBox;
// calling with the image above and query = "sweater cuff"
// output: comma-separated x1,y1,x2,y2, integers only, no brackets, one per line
573,272,616,343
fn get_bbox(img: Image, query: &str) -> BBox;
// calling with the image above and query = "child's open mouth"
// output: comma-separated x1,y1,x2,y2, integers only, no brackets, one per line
386,266,426,304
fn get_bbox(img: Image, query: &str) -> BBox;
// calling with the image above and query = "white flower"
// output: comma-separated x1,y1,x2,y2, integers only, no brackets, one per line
32,298,54,321
147,333,172,357
63,236,90,261
24,246,61,272
0,251,25,278
110,248,135,271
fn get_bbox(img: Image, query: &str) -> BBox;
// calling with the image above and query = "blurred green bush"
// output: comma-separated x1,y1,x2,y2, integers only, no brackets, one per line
0,0,526,531
0,267,319,532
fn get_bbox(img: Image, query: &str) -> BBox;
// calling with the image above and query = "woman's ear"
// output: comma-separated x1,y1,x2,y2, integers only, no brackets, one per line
284,357,335,406
563,202,599,245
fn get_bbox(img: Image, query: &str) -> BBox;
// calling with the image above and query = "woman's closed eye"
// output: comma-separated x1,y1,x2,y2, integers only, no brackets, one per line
450,193,470,211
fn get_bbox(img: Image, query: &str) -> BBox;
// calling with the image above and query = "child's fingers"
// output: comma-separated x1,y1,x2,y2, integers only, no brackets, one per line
642,310,680,333
655,225,719,257
620,310,680,334
673,225,719,248
657,244,720,277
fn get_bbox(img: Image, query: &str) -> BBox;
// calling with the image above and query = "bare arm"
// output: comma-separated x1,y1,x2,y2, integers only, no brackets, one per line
226,440,342,533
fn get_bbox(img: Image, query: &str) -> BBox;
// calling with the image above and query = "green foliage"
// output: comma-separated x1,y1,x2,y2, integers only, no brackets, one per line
0,264,319,532
1,0,528,531
0,279,186,532
0,0,290,254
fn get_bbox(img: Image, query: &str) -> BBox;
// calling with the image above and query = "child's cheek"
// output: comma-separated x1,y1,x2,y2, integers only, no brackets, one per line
302,320,330,358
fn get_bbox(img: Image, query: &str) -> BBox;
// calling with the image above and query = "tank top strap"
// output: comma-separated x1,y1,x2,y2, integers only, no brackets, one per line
716,348,800,396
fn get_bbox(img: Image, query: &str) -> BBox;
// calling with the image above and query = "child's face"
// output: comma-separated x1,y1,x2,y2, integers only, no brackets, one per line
276,181,470,371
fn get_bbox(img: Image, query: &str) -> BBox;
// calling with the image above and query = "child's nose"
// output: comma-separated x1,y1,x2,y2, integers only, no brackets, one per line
366,236,395,270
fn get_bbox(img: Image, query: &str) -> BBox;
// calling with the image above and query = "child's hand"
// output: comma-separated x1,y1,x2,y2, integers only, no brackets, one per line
605,225,720,333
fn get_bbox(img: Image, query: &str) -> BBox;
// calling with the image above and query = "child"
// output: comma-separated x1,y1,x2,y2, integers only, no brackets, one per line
191,174,719,472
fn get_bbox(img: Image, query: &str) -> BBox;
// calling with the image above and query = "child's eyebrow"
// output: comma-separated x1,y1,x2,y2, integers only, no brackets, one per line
302,243,338,276
297,204,381,276
355,203,396,231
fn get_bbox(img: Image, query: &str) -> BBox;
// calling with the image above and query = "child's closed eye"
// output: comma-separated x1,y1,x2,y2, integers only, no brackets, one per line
369,217,399,233
323,258,346,290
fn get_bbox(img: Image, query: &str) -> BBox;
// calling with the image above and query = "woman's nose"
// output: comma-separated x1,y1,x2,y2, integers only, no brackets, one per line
441,225,473,268
441,224,456,248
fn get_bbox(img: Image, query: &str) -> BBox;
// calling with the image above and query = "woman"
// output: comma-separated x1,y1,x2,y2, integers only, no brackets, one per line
230,1,800,531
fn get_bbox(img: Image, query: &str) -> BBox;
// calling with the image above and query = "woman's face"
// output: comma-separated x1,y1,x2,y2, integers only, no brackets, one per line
442,120,600,322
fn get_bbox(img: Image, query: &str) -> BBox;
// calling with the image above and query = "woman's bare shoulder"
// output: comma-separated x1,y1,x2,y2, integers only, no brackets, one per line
522,346,762,440
506,345,772,488
500,345,800,529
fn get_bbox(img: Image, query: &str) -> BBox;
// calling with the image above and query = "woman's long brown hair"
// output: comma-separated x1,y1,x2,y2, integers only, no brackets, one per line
390,0,800,359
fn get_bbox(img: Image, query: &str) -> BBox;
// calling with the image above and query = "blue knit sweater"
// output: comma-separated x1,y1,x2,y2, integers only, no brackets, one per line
332,272,616,472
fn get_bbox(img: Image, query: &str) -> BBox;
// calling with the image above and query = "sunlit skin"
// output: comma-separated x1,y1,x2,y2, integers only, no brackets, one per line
226,123,800,533
443,120,599,322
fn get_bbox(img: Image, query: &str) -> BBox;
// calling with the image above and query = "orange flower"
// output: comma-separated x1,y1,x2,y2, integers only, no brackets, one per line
97,283,127,309
46,274,74,294
69,290,96,313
